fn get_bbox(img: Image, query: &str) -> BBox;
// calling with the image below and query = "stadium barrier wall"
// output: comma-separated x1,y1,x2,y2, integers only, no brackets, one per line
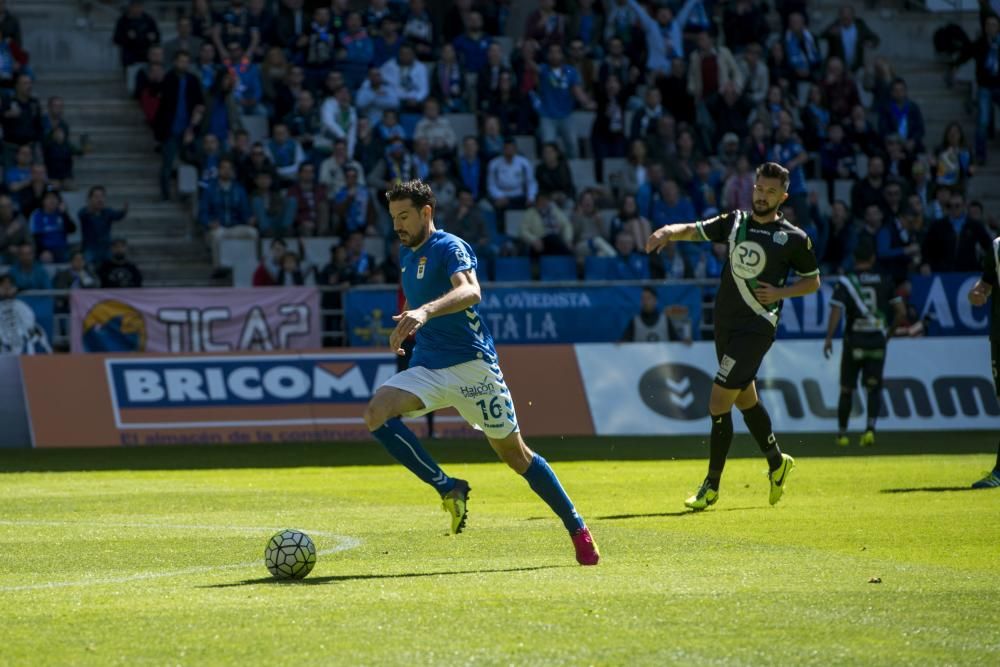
19,347,593,448
0,356,32,449
577,338,1000,435
68,287,322,353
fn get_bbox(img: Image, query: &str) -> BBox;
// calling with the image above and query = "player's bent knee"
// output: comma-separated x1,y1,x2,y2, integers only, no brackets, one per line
364,391,398,432
489,431,532,473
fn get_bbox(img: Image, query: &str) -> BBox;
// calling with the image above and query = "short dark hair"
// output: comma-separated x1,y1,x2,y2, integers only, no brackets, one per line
755,161,790,191
385,179,436,212
853,238,876,264
88,185,106,198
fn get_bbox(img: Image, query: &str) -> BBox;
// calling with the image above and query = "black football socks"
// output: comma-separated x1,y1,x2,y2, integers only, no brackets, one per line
707,412,734,491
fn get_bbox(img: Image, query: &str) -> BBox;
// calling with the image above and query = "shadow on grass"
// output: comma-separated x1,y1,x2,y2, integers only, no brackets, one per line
204,565,567,588
595,506,759,521
880,486,978,494
1,432,995,473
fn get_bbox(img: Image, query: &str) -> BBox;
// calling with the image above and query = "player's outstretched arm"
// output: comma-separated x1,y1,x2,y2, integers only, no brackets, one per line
754,274,821,305
968,279,992,306
392,270,481,346
645,222,702,254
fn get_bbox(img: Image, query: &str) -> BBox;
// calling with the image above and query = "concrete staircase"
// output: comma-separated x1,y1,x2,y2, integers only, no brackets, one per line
21,1,221,286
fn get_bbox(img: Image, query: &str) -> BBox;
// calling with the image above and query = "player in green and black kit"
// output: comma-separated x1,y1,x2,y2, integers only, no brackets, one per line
822,241,905,448
966,235,1000,489
645,162,821,510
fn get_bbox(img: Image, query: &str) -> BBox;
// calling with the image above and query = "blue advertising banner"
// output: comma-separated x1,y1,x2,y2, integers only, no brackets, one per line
345,285,703,346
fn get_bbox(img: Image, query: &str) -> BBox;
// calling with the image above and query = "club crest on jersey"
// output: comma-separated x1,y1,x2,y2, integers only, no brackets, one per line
730,241,766,280
773,231,788,246
417,256,427,279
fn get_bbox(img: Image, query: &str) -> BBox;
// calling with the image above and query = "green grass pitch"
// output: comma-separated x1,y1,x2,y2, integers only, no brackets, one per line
1,432,998,665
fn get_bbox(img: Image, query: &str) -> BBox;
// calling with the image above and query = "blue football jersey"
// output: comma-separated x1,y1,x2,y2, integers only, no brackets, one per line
400,230,497,369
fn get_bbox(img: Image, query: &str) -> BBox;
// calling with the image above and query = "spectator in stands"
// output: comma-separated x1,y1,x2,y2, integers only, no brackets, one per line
878,78,925,156
665,127,697,189
636,162,664,219
342,230,372,283
568,38,598,98
372,16,403,68
195,43,219,94
687,32,744,103
885,134,914,181
79,186,128,265
275,0,307,51
337,11,374,90
490,71,526,136
265,122,305,185
154,50,204,201
524,0,566,51
599,37,640,102
43,126,81,191
18,165,50,217
844,103,881,158
820,123,855,183
191,0,215,41
626,0,699,75
784,11,821,82
480,114,505,162
956,200,993,271
199,158,258,270
353,116,384,176
185,133,223,189
651,179,696,234
630,88,663,142
380,43,429,117
477,42,509,112
766,39,794,94
568,0,603,56
722,154,755,211
446,188,496,279
134,44,166,100
645,116,679,171
137,61,166,125
572,190,615,261
376,108,407,144
910,161,934,220
750,84,797,134
722,0,769,55
252,237,286,286
851,155,888,221
54,251,99,291
414,98,457,157
592,75,628,171
113,0,160,70
855,204,883,267
956,13,1000,163
821,57,860,123
368,137,417,195
457,136,486,200
251,171,296,238
610,228,650,279
933,122,976,191
4,145,32,195
801,85,831,152
98,238,143,288
821,200,856,274
9,244,51,291
332,165,374,236
656,58,696,127
0,0,21,45
739,43,770,107
283,90,327,161
260,47,290,115
411,137,433,181
608,193,652,255
1,74,42,153
768,113,810,227
610,140,648,201
453,10,491,73
213,0,260,61
275,250,315,285
401,0,434,61
432,44,467,114
535,142,575,210
0,273,52,355
876,182,921,285
29,190,75,263
287,162,329,237
319,138,365,195
521,190,574,258
821,5,880,73
533,43,594,160
427,158,457,215
621,288,691,343
356,66,400,127
511,39,541,99
164,16,203,65
0,195,27,264
487,137,538,222
923,190,966,272
706,83,752,150
248,0,276,59
224,42,264,117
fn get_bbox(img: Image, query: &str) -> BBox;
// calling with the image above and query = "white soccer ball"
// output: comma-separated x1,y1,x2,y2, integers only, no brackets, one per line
264,529,317,579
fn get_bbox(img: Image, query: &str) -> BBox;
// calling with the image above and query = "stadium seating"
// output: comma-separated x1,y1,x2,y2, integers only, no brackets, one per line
504,209,527,238
515,135,537,162
568,158,597,193
539,255,577,282
219,238,258,287
445,113,477,143
494,257,531,282
584,256,614,280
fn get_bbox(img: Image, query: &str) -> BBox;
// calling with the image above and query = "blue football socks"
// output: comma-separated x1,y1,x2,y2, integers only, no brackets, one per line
372,418,456,494
521,454,585,533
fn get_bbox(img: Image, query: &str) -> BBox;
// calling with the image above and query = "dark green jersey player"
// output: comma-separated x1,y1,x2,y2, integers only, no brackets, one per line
966,235,1000,488
823,241,905,448
646,162,821,511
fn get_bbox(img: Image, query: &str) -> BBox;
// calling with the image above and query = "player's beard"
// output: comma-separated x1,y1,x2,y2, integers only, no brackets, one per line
398,226,428,248
752,199,780,218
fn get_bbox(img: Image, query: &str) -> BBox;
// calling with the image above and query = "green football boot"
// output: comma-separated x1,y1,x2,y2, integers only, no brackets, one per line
441,479,471,534
859,430,875,448
684,478,719,511
768,454,795,506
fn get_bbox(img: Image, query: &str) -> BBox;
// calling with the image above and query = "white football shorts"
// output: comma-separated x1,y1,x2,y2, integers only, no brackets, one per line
381,358,520,439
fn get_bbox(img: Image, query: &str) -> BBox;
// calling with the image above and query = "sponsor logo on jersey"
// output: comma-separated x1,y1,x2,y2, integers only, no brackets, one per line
730,241,767,280
459,377,498,399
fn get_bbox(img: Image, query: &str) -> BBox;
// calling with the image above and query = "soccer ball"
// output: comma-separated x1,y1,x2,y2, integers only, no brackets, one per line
264,529,317,579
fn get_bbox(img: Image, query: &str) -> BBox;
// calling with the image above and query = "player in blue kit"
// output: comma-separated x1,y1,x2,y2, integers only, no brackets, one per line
363,180,600,565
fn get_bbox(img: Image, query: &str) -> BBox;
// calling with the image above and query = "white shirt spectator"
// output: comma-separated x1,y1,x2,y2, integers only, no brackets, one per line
487,154,538,202
0,298,52,354
355,79,400,126
627,0,701,74
320,97,359,156
380,58,429,107
413,117,457,152
318,156,367,194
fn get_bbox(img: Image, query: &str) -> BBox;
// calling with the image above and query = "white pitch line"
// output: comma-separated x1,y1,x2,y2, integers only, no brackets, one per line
0,520,361,592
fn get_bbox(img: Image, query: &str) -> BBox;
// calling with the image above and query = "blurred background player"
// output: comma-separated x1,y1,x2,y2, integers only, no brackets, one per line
363,180,600,564
823,240,906,448
645,163,820,511
966,241,1000,489
395,282,434,439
